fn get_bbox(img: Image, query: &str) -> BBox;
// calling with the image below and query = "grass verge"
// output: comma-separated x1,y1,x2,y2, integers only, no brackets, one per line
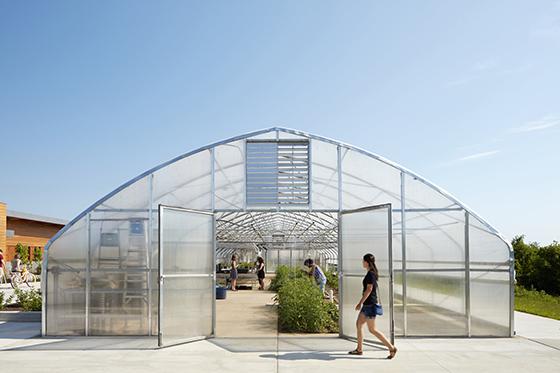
515,286,560,320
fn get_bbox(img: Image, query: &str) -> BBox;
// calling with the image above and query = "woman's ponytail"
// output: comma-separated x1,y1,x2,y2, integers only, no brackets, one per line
363,253,379,279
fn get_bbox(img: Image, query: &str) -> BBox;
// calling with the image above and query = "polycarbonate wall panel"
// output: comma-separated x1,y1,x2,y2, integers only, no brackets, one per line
46,269,86,335
99,176,150,210
341,149,401,210
161,209,213,275
406,271,466,335
311,140,339,209
153,150,212,210
470,271,510,336
160,277,213,344
469,216,510,269
405,174,459,209
46,218,87,335
340,207,391,340
405,211,465,270
266,249,279,273
214,140,245,209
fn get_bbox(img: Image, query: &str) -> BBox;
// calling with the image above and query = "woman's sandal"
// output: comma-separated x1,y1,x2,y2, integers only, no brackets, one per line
387,346,398,359
348,349,363,355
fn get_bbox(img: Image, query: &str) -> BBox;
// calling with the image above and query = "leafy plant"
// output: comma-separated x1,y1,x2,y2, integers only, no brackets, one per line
14,243,30,264
512,236,560,295
14,288,42,311
324,270,339,291
0,291,14,311
32,247,42,262
269,265,307,291
277,277,338,333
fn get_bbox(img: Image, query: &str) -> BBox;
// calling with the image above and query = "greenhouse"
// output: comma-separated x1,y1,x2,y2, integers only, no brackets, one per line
42,127,514,347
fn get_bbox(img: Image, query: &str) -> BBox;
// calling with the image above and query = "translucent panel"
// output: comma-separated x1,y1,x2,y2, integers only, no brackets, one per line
46,218,87,335
47,218,87,268
100,176,150,210
469,215,510,268
340,206,391,340
405,174,458,209
214,140,245,209
46,270,85,335
89,289,149,335
405,271,466,335
311,139,339,209
341,148,401,210
160,277,213,344
278,131,309,140
341,208,391,275
405,211,465,270
153,150,212,210
470,271,510,336
265,249,278,273
160,209,213,275
159,207,214,346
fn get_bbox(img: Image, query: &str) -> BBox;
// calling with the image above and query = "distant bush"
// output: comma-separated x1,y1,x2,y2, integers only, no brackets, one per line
0,291,14,311
324,270,338,291
277,277,338,333
14,288,42,311
269,265,307,292
513,236,560,295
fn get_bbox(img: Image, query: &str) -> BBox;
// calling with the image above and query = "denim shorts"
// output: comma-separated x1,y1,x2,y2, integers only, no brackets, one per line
360,304,377,319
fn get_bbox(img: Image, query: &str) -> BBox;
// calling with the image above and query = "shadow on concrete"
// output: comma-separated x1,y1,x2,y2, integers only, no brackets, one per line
2,336,158,351
260,352,386,361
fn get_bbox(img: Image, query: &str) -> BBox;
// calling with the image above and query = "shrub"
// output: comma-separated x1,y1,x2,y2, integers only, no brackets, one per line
324,270,338,291
0,291,14,311
14,289,42,311
277,277,338,333
269,265,307,292
512,236,560,295
15,243,30,264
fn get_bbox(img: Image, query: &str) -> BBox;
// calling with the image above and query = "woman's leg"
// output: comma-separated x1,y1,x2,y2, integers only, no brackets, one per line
232,278,237,291
355,312,366,352
366,318,394,350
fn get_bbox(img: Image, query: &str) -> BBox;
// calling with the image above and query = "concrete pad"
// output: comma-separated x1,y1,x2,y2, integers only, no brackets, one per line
515,311,560,350
216,290,277,337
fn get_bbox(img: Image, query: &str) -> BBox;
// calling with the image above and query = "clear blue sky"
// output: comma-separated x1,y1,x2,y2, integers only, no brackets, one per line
1,1,559,244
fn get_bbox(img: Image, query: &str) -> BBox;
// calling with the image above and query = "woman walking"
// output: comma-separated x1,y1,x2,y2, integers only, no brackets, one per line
230,254,238,291
255,256,265,290
348,253,397,359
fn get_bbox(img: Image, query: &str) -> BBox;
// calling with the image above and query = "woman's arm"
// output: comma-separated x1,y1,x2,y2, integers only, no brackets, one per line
355,284,373,310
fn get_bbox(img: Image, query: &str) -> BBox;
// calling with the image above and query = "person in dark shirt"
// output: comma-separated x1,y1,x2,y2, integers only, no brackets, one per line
348,253,397,359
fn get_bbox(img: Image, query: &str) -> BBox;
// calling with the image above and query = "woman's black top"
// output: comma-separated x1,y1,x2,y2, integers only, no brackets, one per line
257,263,265,279
362,270,378,305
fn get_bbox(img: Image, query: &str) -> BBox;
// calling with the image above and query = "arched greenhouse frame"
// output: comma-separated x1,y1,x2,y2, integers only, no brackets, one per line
42,127,514,347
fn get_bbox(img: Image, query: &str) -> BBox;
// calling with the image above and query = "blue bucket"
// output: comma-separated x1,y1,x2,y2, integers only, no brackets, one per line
216,286,227,300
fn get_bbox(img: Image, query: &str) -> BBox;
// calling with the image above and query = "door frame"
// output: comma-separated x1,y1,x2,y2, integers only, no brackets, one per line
338,203,394,344
157,204,216,348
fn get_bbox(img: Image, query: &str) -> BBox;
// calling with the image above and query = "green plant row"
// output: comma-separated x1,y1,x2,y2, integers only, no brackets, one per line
276,277,338,333
14,289,42,311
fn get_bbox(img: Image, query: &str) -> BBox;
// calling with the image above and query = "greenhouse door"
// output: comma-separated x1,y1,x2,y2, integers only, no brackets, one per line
158,205,215,348
339,204,394,344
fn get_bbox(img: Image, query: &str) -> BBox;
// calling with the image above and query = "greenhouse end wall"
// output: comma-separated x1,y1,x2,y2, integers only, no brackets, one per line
43,127,513,338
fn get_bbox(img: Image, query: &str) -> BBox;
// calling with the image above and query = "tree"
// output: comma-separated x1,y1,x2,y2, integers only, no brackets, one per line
14,243,30,264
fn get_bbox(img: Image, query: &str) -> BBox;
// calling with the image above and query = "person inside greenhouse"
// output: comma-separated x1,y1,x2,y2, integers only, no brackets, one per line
348,253,397,359
230,254,238,291
304,258,327,295
255,256,265,290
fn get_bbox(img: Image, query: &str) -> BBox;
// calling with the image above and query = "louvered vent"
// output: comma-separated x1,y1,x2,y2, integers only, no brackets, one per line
246,140,309,206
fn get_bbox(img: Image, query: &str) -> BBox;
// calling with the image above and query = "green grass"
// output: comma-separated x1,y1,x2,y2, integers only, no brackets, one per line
515,286,560,320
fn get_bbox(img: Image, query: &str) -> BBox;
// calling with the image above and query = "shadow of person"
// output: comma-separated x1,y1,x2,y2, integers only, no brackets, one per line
260,352,385,361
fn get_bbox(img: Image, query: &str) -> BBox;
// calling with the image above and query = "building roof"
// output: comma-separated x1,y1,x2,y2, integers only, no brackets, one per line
7,210,67,226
